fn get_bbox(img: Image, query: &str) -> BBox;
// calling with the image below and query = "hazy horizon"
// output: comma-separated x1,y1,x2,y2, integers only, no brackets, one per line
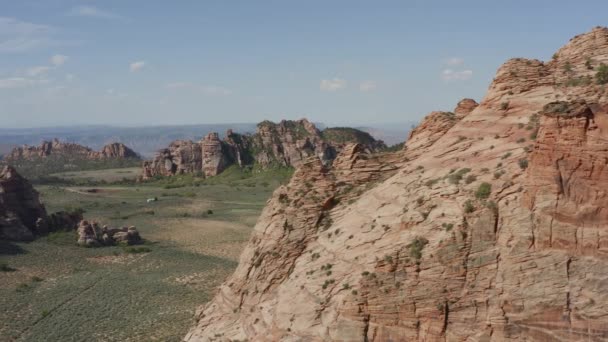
2,1,607,128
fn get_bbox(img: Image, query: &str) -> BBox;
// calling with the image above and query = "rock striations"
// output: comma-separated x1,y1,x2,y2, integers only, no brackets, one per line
6,139,139,161
185,27,608,341
142,119,386,179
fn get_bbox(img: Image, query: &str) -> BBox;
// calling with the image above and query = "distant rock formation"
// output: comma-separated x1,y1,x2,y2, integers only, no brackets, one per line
6,139,139,162
141,119,386,179
0,166,83,241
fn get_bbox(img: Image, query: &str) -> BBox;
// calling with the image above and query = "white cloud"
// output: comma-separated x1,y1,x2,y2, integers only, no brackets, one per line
320,78,347,92
65,74,75,82
68,6,121,20
130,61,146,72
445,57,464,66
26,66,51,77
0,17,54,53
441,69,473,82
359,80,377,92
51,54,68,66
0,77,49,89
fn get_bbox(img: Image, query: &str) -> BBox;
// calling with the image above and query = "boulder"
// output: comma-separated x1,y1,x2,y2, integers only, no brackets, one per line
77,221,142,246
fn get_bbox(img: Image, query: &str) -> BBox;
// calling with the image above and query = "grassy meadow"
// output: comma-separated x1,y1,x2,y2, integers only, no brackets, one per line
0,165,291,341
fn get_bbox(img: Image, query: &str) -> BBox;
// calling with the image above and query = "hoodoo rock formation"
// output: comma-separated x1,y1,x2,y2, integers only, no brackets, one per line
185,27,608,341
141,119,386,179
6,139,139,162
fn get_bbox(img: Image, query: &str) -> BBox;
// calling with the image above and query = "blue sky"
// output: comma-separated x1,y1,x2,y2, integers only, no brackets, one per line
1,0,606,128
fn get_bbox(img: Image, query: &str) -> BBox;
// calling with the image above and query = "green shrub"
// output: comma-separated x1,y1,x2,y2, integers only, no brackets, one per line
518,159,529,170
407,237,429,260
464,174,477,184
596,63,608,84
500,102,509,110
475,182,492,199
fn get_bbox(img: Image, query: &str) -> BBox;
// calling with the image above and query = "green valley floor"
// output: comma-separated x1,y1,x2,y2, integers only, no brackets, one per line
0,167,290,341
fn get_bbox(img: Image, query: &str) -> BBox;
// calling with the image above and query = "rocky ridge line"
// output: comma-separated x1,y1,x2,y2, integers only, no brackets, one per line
141,119,387,179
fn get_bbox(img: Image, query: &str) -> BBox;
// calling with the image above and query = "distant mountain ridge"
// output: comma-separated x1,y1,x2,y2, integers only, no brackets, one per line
0,122,413,159
6,139,139,161
0,124,259,158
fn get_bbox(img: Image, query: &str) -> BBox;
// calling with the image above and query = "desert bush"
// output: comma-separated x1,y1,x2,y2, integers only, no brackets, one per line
407,237,429,260
596,63,608,84
475,182,492,199
518,159,529,170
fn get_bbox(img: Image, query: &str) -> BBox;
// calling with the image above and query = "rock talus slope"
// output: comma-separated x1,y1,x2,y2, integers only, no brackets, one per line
186,27,608,341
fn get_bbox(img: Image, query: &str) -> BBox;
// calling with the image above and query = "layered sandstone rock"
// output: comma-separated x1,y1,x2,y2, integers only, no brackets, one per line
6,139,139,162
0,166,48,241
404,99,479,153
142,120,386,179
186,28,608,341
98,142,139,159
201,133,230,177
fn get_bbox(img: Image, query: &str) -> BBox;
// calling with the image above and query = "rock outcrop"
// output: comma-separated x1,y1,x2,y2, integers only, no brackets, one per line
0,166,48,241
77,221,142,247
185,28,608,341
0,166,85,241
141,119,386,179
6,139,139,162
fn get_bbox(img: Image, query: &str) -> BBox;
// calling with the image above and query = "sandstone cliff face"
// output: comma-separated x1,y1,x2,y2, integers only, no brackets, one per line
6,139,139,161
0,166,48,241
252,119,337,168
142,119,386,179
186,28,608,341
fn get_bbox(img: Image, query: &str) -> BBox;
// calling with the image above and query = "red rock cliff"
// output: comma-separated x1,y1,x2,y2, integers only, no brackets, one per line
185,27,608,341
